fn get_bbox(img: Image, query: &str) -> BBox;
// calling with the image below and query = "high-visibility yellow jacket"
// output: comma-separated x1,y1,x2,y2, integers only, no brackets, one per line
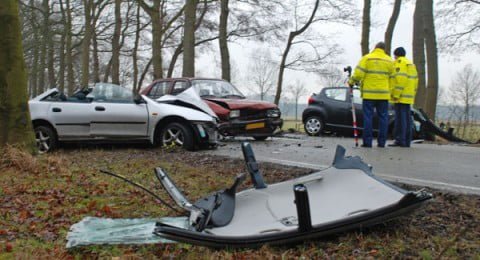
390,56,418,104
349,48,394,100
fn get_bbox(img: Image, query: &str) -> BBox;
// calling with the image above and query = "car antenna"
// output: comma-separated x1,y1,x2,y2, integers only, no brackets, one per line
343,66,359,148
99,169,182,214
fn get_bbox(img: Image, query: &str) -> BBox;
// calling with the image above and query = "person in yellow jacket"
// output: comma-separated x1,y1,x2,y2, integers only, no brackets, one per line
388,47,418,147
348,42,394,148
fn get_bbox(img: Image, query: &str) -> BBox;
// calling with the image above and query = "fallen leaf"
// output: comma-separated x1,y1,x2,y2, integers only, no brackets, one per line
5,242,13,252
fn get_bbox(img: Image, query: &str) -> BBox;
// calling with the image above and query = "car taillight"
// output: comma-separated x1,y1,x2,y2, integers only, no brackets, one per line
308,96,314,104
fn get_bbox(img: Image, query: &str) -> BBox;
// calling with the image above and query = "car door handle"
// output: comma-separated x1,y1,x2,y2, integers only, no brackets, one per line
52,107,61,112
95,106,105,111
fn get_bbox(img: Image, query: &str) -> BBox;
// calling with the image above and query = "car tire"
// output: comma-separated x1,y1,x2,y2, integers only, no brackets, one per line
160,122,195,151
253,136,268,141
304,116,324,136
34,125,57,153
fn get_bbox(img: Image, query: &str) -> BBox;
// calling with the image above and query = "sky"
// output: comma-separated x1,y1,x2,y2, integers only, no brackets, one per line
196,0,480,104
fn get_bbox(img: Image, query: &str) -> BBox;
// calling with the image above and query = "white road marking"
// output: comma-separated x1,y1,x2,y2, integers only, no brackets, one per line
256,156,480,195
377,174,480,194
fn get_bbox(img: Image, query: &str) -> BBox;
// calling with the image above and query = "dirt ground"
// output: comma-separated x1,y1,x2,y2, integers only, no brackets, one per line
0,144,479,258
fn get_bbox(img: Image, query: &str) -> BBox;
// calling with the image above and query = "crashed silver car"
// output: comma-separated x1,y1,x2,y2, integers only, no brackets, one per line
29,83,218,153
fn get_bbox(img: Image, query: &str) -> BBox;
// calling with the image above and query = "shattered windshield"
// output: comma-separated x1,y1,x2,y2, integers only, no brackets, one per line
191,80,245,99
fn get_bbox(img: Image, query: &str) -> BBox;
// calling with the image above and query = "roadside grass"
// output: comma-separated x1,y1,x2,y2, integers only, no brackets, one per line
0,145,479,258
282,119,304,133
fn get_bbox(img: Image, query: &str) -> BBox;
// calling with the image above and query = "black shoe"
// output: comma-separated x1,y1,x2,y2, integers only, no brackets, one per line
378,144,385,148
361,144,372,148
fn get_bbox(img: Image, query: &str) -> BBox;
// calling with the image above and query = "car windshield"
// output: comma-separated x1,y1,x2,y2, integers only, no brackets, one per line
90,83,134,103
191,80,245,99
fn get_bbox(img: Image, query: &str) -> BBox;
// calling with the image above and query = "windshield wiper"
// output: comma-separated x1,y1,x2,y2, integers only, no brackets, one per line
221,94,245,99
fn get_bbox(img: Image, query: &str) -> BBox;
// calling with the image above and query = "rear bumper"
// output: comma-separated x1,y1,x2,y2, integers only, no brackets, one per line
218,118,283,137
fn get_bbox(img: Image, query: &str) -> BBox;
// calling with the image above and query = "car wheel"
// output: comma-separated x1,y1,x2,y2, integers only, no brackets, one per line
160,122,195,151
253,136,268,141
304,116,324,136
34,125,57,153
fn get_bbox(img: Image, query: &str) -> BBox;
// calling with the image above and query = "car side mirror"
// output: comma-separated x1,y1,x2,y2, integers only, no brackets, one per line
134,95,145,104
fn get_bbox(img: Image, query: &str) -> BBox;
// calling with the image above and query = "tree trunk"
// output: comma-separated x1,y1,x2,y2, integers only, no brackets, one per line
275,34,293,105
423,0,439,121
132,4,141,93
219,0,230,81
182,0,196,77
38,0,48,93
58,29,66,92
384,0,402,55
361,0,371,55
111,0,122,84
0,0,36,152
29,0,39,97
274,0,320,105
413,0,426,109
65,0,75,94
45,0,55,88
81,0,93,87
151,5,163,79
92,30,101,83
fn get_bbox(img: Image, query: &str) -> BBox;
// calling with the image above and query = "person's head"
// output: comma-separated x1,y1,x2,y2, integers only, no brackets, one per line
393,47,406,58
374,42,386,51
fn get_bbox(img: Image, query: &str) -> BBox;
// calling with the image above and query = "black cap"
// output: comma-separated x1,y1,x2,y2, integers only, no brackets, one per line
394,47,406,57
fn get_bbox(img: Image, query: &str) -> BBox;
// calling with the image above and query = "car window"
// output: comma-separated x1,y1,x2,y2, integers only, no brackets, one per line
149,81,170,99
191,80,245,98
353,89,362,104
171,81,189,95
91,83,134,103
324,88,347,101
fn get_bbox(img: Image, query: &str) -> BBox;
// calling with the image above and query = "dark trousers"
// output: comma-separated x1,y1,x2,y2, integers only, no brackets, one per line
393,103,412,147
362,99,389,147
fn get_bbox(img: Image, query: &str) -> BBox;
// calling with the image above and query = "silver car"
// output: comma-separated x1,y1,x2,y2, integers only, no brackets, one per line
29,83,218,153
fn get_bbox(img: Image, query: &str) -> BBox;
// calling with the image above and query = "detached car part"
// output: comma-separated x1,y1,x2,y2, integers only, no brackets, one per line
152,143,432,248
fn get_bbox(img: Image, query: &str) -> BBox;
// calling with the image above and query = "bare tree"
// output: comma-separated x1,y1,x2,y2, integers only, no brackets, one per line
438,0,480,52
273,0,351,105
247,48,277,101
138,0,185,79
448,65,480,137
423,0,439,120
111,0,122,84
288,80,308,121
81,0,93,87
384,0,402,55
219,0,230,81
0,0,36,151
183,0,197,77
361,0,371,55
316,66,345,88
412,0,427,110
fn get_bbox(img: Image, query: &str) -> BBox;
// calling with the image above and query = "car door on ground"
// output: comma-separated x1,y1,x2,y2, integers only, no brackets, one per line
89,84,149,138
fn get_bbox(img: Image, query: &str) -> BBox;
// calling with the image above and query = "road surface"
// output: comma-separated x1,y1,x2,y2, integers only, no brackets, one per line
205,134,480,195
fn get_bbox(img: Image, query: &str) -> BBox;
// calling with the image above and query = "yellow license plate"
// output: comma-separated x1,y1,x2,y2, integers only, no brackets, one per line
246,122,265,130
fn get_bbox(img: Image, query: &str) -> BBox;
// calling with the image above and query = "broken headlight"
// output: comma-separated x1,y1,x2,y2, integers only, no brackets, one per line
266,109,281,118
229,110,240,119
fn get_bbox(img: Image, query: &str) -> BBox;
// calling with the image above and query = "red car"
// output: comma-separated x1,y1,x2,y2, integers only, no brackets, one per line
141,78,283,140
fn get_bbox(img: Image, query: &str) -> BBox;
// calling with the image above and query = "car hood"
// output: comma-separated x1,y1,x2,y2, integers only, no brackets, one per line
203,98,278,111
155,88,218,119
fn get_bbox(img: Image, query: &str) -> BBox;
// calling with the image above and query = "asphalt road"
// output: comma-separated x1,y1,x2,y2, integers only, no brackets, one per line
205,134,480,195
